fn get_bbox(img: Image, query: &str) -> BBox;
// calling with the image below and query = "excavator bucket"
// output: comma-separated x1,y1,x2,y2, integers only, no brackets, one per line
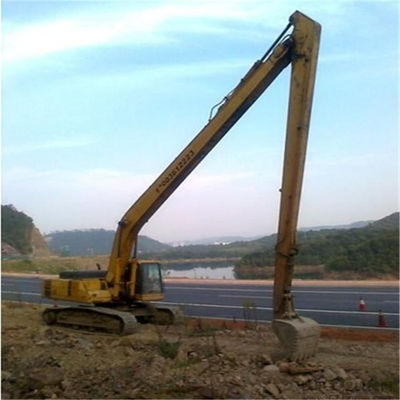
272,316,320,361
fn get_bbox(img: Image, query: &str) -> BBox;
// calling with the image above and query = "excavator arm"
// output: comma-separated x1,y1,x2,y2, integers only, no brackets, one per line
273,11,321,319
106,12,321,315
271,12,321,361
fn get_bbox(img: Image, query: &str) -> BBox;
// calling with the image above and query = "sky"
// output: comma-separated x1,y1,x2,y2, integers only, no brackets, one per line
2,0,399,243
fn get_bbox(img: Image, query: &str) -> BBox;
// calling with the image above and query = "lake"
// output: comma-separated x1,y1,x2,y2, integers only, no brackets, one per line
161,259,236,279
164,265,235,279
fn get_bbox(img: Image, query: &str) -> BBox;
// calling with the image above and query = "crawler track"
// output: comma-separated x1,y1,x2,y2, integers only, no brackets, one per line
42,304,183,334
42,306,138,335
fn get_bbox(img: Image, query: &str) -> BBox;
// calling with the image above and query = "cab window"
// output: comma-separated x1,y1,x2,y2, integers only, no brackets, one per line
136,263,162,294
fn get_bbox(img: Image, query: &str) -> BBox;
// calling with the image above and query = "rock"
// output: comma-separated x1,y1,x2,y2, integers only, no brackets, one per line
354,378,363,390
216,374,225,384
41,385,58,398
25,389,41,398
197,386,216,398
263,365,280,375
42,328,54,338
356,370,371,383
294,374,311,385
323,368,337,381
278,361,291,373
123,347,134,357
277,383,287,392
61,379,71,390
123,388,139,398
2,370,12,381
265,383,280,398
254,353,273,366
226,386,247,399
270,348,288,363
308,380,317,390
288,363,324,375
344,379,357,391
150,355,167,371
281,382,299,398
187,377,200,386
75,338,94,351
29,367,64,388
188,351,199,359
335,367,347,380
230,375,243,387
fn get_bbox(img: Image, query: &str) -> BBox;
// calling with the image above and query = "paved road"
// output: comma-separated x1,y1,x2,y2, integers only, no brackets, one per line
2,275,399,329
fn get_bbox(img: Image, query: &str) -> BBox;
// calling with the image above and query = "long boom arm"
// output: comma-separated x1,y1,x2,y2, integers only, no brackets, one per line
273,12,321,319
106,11,321,308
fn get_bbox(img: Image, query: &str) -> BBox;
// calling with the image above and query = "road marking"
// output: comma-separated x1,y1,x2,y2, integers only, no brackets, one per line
158,301,399,316
2,284,40,289
218,294,272,299
2,278,42,283
295,290,397,296
166,286,397,296
2,291,41,296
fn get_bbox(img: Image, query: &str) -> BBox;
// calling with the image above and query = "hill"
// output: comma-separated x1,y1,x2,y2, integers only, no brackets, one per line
45,229,171,256
167,220,375,246
299,220,372,231
1,204,51,257
367,212,399,230
235,212,399,279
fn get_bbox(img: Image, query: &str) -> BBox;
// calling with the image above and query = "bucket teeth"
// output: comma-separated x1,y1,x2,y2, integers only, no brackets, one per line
272,316,320,361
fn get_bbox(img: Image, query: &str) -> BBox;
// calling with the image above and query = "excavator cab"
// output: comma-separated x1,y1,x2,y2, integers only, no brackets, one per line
134,261,164,301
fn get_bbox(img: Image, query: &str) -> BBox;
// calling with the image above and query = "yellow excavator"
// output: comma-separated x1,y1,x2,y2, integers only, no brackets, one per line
42,10,321,360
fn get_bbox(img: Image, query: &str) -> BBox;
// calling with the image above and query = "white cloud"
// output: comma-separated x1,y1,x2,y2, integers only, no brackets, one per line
2,1,258,62
4,0,353,63
3,137,96,155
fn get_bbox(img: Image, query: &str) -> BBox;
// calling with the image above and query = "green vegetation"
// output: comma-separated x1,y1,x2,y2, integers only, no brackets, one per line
1,205,34,255
235,212,399,279
368,376,399,398
242,300,258,327
157,339,181,359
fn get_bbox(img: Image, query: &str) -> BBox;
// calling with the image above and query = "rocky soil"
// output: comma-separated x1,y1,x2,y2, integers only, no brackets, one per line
2,302,399,399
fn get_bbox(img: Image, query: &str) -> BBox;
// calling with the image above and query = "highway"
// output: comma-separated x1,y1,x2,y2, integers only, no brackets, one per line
2,275,399,329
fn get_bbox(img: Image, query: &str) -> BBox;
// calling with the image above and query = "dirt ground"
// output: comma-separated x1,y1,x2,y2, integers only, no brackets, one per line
1,302,399,399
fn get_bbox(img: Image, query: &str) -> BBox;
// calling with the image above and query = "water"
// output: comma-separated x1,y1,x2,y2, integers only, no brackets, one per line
164,265,235,280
